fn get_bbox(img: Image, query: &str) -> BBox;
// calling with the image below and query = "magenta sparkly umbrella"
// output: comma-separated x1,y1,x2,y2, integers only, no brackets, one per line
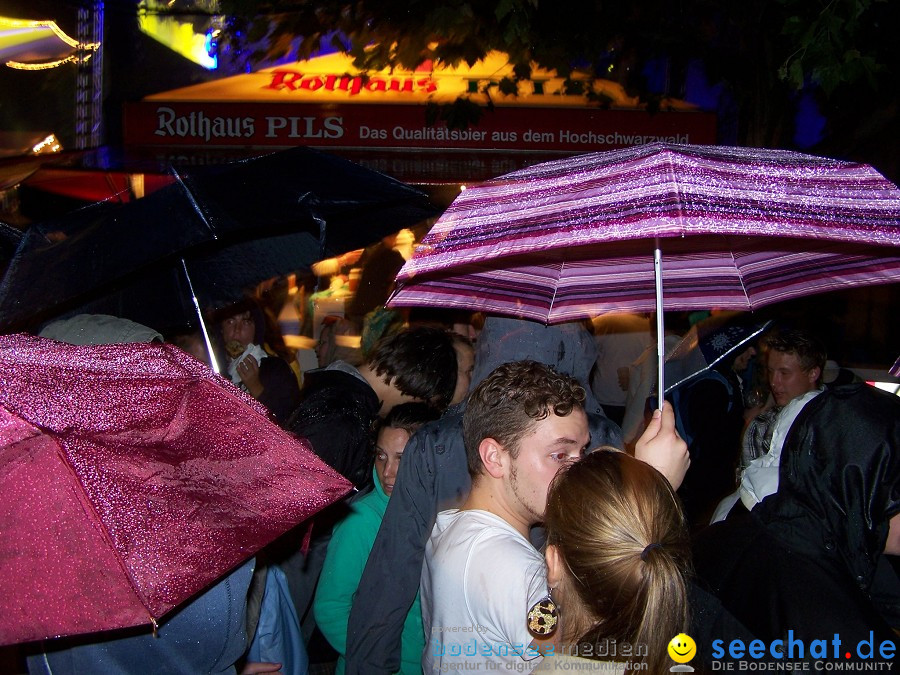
388,143,900,396
0,334,352,646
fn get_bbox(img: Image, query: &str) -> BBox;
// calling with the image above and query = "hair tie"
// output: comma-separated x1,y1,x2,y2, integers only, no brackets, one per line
640,542,662,561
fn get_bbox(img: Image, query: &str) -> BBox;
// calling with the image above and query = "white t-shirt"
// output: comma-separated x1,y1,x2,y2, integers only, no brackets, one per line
421,509,547,672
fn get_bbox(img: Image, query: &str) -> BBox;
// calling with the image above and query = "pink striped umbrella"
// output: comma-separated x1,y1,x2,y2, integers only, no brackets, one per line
390,143,900,318
387,143,900,395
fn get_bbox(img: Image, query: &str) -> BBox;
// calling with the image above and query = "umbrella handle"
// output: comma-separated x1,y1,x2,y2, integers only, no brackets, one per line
655,245,665,408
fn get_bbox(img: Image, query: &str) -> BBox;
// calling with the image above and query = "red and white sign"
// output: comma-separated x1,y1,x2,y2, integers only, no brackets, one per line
125,101,715,153
125,51,716,177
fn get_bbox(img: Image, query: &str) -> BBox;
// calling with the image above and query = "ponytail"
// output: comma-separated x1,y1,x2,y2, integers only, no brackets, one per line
545,450,691,673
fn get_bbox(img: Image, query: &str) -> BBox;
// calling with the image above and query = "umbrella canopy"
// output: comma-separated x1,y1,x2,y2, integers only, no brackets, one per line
0,220,21,278
0,333,352,646
388,143,900,321
0,146,438,334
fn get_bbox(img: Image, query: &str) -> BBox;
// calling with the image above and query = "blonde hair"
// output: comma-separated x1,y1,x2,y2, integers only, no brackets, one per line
544,449,691,673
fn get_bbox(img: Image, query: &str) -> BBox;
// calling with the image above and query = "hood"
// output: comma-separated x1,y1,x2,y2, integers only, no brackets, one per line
303,362,373,400
470,316,603,416
370,465,390,504
755,383,900,591
39,314,163,345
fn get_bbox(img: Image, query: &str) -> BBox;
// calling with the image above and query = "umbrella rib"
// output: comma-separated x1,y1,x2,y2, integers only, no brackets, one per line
55,440,160,623
170,166,217,240
727,241,752,307
548,259,564,321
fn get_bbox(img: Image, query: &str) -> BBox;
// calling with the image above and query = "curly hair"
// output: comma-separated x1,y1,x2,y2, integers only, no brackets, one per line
462,360,585,477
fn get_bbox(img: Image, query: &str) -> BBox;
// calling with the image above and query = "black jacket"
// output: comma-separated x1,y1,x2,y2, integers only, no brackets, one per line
273,365,380,643
287,366,380,490
693,384,900,663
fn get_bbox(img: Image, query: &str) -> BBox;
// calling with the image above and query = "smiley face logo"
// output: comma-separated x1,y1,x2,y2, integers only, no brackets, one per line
667,633,697,664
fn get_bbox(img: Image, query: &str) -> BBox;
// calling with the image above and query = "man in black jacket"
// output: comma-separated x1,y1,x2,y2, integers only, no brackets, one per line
693,383,900,667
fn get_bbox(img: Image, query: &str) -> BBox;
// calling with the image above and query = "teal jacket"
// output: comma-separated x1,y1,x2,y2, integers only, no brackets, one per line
314,468,424,674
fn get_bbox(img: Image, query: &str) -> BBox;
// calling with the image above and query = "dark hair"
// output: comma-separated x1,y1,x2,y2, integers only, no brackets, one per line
380,401,441,436
211,298,265,344
210,297,294,363
545,450,691,673
463,360,585,477
366,326,459,409
765,329,827,378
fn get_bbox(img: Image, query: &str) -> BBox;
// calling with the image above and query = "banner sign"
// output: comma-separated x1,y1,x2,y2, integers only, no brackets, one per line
141,51,698,109
124,101,716,154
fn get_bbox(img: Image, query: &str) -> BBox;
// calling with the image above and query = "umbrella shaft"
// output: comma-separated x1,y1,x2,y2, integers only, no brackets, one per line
180,258,221,373
655,246,664,407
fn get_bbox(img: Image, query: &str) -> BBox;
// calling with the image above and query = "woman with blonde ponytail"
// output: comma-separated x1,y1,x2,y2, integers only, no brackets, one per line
534,449,692,674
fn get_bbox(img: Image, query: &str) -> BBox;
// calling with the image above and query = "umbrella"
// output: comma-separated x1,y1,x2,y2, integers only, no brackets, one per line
0,333,352,646
663,316,773,394
0,147,438,366
388,143,900,396
0,220,21,278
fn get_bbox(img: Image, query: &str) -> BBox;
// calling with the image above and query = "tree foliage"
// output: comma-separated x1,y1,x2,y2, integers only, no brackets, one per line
217,0,898,161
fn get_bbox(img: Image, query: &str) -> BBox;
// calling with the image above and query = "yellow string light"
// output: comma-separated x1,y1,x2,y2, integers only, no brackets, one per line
1,16,99,69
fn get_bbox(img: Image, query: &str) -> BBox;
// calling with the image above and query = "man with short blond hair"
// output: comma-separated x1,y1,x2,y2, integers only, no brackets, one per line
742,329,826,467
765,329,826,408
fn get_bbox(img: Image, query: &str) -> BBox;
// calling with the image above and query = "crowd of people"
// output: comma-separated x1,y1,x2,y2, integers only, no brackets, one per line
5,272,899,674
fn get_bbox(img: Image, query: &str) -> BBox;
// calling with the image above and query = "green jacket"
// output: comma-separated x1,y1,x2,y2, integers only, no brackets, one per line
314,468,424,674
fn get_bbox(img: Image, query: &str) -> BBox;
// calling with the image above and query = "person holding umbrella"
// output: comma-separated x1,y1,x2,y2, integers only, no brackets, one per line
534,449,692,673
421,359,689,672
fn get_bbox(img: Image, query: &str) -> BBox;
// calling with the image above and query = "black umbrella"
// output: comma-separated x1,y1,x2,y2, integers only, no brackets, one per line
0,147,438,359
0,221,22,280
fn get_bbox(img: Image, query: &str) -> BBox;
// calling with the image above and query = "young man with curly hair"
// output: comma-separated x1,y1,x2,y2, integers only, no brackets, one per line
422,360,590,671
421,358,688,672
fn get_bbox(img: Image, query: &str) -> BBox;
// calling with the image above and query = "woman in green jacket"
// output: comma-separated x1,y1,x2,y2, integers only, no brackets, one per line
314,403,440,674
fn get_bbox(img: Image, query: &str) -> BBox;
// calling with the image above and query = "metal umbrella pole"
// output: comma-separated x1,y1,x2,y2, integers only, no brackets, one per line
654,244,665,408
181,258,220,374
